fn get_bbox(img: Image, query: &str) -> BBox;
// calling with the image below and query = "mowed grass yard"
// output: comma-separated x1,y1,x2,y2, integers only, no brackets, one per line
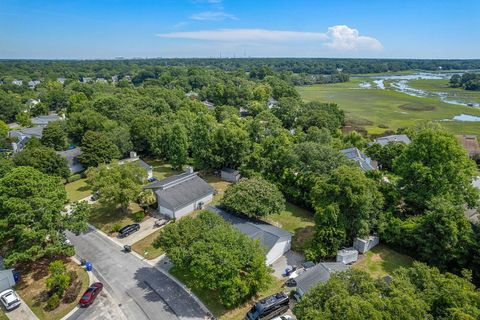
89,202,143,234
297,79,480,135
132,228,164,259
353,244,413,278
64,178,91,202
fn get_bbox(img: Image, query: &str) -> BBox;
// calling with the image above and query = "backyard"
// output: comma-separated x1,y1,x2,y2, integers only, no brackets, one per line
132,229,164,259
88,202,143,234
352,244,414,278
15,258,89,320
64,178,91,202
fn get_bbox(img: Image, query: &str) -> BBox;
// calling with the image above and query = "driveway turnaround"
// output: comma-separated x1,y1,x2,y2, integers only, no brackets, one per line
66,227,209,320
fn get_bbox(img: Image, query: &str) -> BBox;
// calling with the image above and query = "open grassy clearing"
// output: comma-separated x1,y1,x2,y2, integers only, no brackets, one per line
15,258,89,320
267,202,315,253
143,159,181,180
297,79,480,135
352,244,413,278
202,174,232,205
64,178,91,202
0,309,7,320
131,229,164,259
88,202,143,234
408,78,480,105
170,266,283,319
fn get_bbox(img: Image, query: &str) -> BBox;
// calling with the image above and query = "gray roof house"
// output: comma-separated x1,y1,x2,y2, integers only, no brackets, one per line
31,114,64,126
57,147,84,174
118,152,153,179
294,262,350,298
210,206,292,265
145,168,214,220
371,134,411,147
8,127,44,153
340,147,377,172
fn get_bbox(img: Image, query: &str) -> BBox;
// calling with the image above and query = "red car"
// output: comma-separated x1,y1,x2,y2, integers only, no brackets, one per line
79,282,103,307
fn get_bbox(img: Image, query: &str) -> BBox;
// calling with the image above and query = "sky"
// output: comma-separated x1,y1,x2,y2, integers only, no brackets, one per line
0,0,479,59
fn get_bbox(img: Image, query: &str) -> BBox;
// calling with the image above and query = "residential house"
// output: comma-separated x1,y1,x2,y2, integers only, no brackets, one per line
28,80,41,89
202,100,215,110
111,75,119,83
31,114,64,126
57,147,84,174
11,79,22,86
96,78,108,83
0,258,15,292
340,147,377,172
81,77,92,83
220,168,241,183
8,127,44,152
57,77,66,84
293,262,349,298
371,134,411,147
457,135,480,158
210,206,292,265
267,97,277,109
118,151,153,179
144,167,214,220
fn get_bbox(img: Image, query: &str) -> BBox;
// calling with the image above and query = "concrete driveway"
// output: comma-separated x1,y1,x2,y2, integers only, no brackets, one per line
271,251,305,279
117,218,162,246
66,226,210,320
3,297,38,320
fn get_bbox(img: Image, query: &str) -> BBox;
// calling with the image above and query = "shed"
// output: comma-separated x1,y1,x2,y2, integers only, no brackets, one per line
145,168,214,220
220,168,241,183
336,248,359,264
210,206,292,265
353,236,379,253
294,262,349,298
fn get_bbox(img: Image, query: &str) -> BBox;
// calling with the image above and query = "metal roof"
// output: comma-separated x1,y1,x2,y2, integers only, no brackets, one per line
295,262,349,295
372,134,411,147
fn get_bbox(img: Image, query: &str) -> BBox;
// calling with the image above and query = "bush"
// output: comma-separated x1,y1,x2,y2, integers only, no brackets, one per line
46,260,70,297
45,294,60,311
132,211,145,222
67,174,82,183
63,280,82,303
111,223,122,233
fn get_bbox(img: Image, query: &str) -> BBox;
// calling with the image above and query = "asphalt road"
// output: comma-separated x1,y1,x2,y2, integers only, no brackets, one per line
66,227,209,320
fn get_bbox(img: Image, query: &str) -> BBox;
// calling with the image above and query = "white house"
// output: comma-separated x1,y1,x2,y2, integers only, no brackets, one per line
57,77,66,84
118,152,153,179
144,167,214,220
210,206,292,265
28,80,41,89
12,79,22,86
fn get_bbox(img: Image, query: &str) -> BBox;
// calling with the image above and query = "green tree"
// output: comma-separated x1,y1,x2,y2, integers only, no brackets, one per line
0,167,87,266
394,127,478,212
214,121,251,168
14,146,70,178
154,211,271,307
41,121,68,151
15,112,31,127
366,141,407,171
222,178,286,218
296,102,344,132
137,189,156,212
79,130,120,168
86,162,146,210
191,113,220,170
46,260,71,297
163,122,188,169
0,91,23,122
0,119,8,147
271,97,301,129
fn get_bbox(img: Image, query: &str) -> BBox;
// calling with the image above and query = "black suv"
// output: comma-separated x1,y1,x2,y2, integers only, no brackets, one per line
118,224,140,238
246,292,289,320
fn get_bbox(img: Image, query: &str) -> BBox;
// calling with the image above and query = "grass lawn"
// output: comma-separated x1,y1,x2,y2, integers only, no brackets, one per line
132,229,164,259
353,244,413,278
64,178,91,202
15,258,89,320
297,79,480,136
143,159,181,181
267,202,315,253
0,309,7,320
88,202,142,234
202,174,232,205
170,266,283,319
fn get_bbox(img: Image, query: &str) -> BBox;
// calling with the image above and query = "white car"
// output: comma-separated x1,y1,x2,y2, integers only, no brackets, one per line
0,289,21,310
272,315,294,320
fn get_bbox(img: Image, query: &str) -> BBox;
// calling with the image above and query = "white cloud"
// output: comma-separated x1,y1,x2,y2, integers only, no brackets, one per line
190,11,237,21
158,25,382,51
324,25,383,51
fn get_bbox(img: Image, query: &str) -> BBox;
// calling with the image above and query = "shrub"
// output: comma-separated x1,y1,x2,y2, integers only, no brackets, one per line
132,211,145,222
111,223,122,233
67,174,82,183
45,294,60,311
46,260,70,297
63,280,82,303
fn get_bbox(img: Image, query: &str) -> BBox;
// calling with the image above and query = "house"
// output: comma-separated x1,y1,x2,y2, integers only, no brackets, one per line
26,99,40,107
81,77,92,83
111,75,119,83
118,152,153,179
12,79,22,86
0,258,15,292
9,127,44,152
371,134,411,147
185,91,199,99
144,167,214,220
202,100,215,110
221,168,241,183
96,78,107,83
31,114,64,126
267,97,277,109
28,80,41,89
340,147,377,172
57,147,84,174
57,77,66,84
457,135,480,158
293,262,349,298
210,206,292,265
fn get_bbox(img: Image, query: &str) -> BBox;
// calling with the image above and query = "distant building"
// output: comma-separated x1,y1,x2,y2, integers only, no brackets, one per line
11,79,22,86
111,75,118,83
26,99,40,107
293,262,349,298
57,147,84,174
144,167,214,220
371,134,411,147
185,91,199,99
96,78,107,83
8,127,44,153
31,114,64,126
267,97,277,109
57,77,66,84
210,206,292,265
201,100,215,110
457,135,480,158
221,168,241,183
81,77,92,83
123,75,132,82
118,151,153,179
28,80,41,89
239,107,249,117
340,147,377,172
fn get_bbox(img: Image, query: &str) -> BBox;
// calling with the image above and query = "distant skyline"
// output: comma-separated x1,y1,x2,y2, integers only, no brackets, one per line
1,0,479,59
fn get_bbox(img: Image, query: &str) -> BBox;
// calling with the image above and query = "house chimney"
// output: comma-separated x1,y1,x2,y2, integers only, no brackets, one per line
130,151,137,159
185,166,194,174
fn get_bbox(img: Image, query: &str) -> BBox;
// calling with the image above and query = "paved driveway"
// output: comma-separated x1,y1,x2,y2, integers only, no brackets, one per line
66,227,209,320
3,297,38,320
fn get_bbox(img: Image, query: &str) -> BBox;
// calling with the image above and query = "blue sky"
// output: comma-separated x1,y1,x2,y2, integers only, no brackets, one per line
1,0,479,59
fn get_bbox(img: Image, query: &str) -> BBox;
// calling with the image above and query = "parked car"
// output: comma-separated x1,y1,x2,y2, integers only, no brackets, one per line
118,224,140,238
79,282,103,307
147,176,157,182
90,192,100,201
246,292,290,320
272,315,293,320
0,289,21,310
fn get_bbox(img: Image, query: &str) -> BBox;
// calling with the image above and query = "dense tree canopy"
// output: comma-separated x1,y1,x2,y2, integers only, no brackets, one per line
13,146,70,178
79,130,120,168
41,120,68,151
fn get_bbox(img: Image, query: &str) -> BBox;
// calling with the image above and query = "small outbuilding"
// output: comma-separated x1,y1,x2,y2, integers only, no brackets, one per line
294,262,349,299
145,167,214,220
336,247,359,264
353,236,379,254
220,168,241,183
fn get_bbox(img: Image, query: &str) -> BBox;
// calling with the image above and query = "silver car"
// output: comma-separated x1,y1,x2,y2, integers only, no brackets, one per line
0,289,21,310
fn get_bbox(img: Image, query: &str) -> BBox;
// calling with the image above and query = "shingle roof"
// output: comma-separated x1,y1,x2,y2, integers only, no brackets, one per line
372,134,411,146
31,115,63,126
146,173,214,210
295,262,349,295
210,206,291,253
340,147,376,172
221,167,240,175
